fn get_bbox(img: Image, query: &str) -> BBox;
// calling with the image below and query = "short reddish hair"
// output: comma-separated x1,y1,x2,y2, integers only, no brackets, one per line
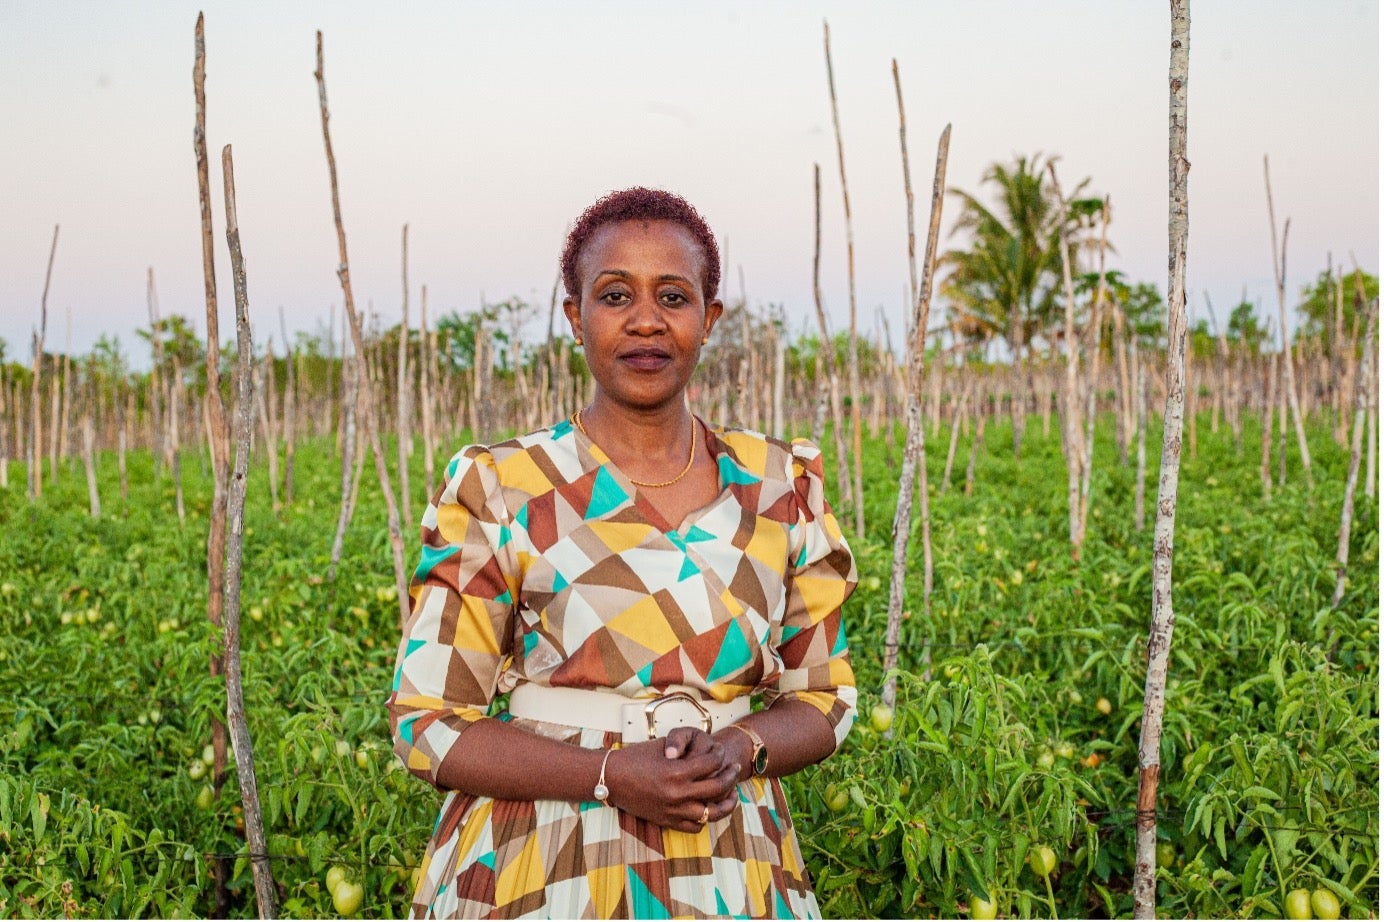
560,187,721,300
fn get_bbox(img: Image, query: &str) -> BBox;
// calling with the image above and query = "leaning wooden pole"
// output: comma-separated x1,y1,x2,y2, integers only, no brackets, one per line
29,224,58,501
882,90,951,717
1331,298,1375,608
396,223,414,525
1048,163,1086,554
811,163,850,512
192,16,232,916
823,20,865,538
1134,2,1189,915
221,144,279,919
1263,155,1314,491
315,31,411,625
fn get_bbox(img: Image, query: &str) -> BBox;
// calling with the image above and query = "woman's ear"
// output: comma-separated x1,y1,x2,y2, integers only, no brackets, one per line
702,298,725,342
562,295,582,342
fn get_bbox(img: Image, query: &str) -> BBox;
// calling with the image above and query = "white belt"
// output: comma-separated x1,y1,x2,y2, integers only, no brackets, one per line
508,683,750,743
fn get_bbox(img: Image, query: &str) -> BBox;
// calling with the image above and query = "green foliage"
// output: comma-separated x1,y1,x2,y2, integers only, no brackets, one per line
0,411,1375,918
1295,269,1379,348
941,154,1090,355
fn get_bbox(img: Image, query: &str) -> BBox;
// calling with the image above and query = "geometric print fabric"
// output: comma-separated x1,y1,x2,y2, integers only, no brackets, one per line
388,419,857,918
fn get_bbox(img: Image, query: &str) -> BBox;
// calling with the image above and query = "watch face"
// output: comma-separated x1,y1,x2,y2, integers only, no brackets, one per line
752,746,769,775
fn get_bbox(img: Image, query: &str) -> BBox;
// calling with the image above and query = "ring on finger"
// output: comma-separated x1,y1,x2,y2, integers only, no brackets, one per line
699,805,710,826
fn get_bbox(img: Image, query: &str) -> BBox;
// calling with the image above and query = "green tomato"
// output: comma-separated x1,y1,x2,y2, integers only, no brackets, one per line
1283,889,1312,920
1054,741,1076,760
1028,845,1057,878
1035,750,1055,770
188,760,207,781
325,866,348,894
1095,697,1113,716
968,892,998,919
332,880,364,916
202,744,216,766
195,784,215,811
1310,888,1341,920
355,748,370,770
1156,842,1176,868
870,704,895,733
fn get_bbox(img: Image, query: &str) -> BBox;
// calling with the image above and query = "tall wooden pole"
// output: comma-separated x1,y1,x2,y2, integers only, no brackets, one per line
315,31,411,625
29,224,58,501
823,20,865,538
1263,155,1314,490
1331,299,1375,608
191,16,232,915
396,223,414,525
882,65,950,717
811,164,850,511
1134,1,1190,914
221,144,279,918
1049,164,1086,554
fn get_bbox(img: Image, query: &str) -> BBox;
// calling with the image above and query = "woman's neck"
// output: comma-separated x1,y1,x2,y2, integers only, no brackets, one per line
578,396,694,464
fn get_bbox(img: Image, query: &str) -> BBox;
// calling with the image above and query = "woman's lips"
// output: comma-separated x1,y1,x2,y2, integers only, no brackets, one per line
619,349,671,371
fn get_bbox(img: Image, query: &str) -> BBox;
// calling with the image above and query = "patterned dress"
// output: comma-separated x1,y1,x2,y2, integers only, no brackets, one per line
387,418,857,919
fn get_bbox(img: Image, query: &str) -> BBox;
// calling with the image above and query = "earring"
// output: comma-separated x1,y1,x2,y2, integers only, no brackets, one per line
701,337,708,345
575,336,583,346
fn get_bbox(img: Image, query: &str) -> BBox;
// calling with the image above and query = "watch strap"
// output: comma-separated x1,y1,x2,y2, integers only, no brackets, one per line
727,723,768,777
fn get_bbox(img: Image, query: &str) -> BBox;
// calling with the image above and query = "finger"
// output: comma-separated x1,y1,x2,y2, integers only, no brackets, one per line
709,791,740,822
663,727,698,760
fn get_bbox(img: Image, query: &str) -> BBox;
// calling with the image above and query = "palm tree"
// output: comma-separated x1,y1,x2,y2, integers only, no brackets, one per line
941,154,1077,456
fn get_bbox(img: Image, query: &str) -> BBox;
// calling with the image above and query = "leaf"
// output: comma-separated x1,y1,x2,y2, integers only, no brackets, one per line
30,791,48,842
1239,844,1267,896
1240,785,1279,800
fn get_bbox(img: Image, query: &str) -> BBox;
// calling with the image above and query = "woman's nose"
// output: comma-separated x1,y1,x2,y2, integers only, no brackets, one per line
624,290,666,334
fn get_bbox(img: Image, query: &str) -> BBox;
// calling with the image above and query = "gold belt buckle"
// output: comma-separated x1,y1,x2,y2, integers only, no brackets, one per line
642,692,713,739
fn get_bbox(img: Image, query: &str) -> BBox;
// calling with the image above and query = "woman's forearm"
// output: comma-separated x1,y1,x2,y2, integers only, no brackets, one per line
434,718,609,803
430,717,744,833
714,698,840,784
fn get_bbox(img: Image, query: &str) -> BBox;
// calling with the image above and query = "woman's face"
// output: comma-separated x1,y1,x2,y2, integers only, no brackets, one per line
563,219,723,414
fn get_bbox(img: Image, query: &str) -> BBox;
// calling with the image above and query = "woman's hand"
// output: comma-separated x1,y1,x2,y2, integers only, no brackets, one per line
603,728,741,833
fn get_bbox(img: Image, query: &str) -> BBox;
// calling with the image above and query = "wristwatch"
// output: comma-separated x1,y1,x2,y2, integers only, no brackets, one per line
728,724,768,777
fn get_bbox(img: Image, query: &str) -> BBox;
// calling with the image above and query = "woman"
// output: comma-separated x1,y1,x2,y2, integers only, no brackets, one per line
388,187,856,919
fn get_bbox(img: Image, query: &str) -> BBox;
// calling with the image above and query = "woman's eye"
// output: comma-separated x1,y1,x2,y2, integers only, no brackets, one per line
601,291,630,305
660,291,689,306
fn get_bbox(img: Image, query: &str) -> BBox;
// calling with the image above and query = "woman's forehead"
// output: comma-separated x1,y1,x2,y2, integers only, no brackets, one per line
579,220,705,276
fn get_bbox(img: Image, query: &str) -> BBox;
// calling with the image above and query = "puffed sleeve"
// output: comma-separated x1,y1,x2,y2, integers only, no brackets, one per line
763,438,858,751
387,445,519,789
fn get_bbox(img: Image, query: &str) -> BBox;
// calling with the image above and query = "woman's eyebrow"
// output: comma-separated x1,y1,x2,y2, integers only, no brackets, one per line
593,269,694,286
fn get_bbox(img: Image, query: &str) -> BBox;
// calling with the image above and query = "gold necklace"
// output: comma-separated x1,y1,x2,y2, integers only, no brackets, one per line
573,409,698,489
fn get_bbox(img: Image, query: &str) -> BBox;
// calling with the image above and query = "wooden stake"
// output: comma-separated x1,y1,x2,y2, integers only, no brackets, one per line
220,143,278,919
192,27,232,911
1263,156,1314,490
1331,298,1375,608
279,307,297,505
882,90,951,715
419,284,436,501
315,31,410,625
811,163,850,511
1134,2,1189,913
30,224,58,501
397,223,414,525
1048,164,1086,554
823,20,865,538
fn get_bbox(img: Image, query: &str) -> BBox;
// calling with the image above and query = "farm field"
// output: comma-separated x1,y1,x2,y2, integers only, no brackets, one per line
0,412,1376,919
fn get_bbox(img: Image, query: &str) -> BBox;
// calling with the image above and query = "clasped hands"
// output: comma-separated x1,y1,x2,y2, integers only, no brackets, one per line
601,726,752,834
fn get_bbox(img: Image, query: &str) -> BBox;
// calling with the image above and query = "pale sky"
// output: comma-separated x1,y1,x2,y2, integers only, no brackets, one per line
1,1,1377,367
